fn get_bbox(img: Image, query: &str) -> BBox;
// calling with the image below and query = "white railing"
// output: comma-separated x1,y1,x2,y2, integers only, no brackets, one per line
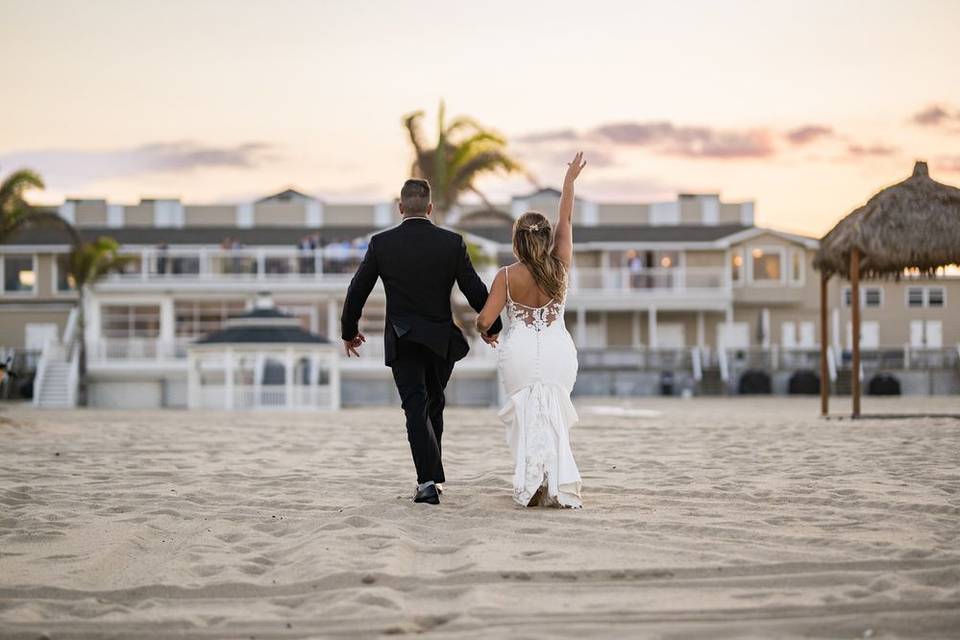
103,247,369,283
569,266,726,293
62,307,78,346
90,338,193,363
66,341,80,407
197,384,333,410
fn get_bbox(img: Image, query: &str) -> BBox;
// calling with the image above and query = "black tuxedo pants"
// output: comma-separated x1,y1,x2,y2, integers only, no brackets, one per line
390,338,454,485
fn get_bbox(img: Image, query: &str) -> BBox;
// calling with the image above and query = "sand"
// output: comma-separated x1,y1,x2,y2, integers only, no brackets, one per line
1,396,959,639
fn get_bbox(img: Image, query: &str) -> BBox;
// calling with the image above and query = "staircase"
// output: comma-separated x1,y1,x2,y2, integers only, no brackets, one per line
834,369,852,396
36,356,73,408
33,308,80,408
698,367,727,395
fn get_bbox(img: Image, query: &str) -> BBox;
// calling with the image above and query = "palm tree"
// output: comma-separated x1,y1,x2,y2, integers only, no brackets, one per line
0,169,79,244
66,237,131,406
403,101,528,225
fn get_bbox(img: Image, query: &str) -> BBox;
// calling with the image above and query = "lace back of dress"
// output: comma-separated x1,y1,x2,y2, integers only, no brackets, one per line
505,266,565,332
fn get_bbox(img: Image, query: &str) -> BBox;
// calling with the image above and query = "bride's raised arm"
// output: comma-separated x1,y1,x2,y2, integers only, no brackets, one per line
552,151,586,269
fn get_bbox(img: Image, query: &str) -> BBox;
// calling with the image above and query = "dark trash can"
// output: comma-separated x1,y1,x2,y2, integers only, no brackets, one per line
659,371,674,396
868,373,901,396
738,369,772,394
788,369,820,395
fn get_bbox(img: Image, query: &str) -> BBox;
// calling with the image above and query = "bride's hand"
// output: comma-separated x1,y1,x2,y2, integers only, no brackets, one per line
564,151,586,183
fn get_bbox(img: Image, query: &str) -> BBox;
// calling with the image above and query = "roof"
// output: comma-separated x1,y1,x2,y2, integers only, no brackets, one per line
195,305,329,345
815,161,960,278
2,225,380,247
256,188,315,203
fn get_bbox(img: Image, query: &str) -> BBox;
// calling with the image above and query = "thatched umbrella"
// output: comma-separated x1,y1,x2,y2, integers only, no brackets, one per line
814,161,960,417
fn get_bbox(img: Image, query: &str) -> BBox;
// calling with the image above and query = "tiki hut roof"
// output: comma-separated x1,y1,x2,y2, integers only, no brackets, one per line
814,161,960,278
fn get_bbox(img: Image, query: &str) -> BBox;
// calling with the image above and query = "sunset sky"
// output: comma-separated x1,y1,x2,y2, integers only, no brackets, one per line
2,0,959,236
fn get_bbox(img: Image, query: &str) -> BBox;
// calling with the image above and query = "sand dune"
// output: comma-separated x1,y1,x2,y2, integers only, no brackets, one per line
1,397,958,638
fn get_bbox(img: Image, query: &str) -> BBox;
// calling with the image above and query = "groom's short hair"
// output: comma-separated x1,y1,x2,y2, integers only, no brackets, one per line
400,179,431,215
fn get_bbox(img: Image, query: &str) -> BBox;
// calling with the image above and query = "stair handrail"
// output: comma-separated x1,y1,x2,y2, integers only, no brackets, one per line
66,340,80,407
62,307,79,348
32,335,56,407
718,346,730,382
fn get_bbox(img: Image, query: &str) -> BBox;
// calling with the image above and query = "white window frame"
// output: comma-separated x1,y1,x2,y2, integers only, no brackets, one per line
904,285,947,309
729,248,744,287
926,286,946,308
843,286,883,308
1,253,39,297
788,247,806,287
51,253,78,297
746,245,786,286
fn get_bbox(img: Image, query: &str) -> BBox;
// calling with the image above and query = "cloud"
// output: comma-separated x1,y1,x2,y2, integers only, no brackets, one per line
591,121,775,159
0,141,276,191
514,129,579,144
785,125,834,145
847,144,897,157
935,156,960,173
516,120,777,160
912,104,960,127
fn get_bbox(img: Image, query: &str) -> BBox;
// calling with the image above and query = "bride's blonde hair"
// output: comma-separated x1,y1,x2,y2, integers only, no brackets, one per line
512,212,567,302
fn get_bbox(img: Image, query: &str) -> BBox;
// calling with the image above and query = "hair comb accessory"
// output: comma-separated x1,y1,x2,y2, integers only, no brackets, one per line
526,224,541,232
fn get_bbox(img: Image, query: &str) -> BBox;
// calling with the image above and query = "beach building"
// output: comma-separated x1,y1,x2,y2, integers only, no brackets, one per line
1,187,958,408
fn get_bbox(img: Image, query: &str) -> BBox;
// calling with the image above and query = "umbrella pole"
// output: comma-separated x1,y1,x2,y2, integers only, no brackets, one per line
820,272,829,416
850,248,861,418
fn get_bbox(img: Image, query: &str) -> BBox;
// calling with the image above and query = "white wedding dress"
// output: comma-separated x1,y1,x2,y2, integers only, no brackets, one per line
497,267,582,508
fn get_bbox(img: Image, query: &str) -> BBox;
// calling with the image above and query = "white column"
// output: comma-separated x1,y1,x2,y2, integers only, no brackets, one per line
107,204,124,228
236,202,254,227
374,202,394,226
725,304,734,325
59,201,77,224
576,306,587,346
305,200,323,226
224,348,235,410
187,352,199,409
696,311,706,348
761,308,771,349
253,352,264,409
648,307,658,349
326,299,338,340
284,347,294,409
831,307,841,356
329,352,341,410
631,311,642,347
159,297,175,359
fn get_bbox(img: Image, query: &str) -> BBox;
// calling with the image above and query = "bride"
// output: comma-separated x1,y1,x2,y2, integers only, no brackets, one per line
476,152,586,508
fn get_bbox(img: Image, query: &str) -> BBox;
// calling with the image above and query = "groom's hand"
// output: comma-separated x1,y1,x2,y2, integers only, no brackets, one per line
343,332,366,357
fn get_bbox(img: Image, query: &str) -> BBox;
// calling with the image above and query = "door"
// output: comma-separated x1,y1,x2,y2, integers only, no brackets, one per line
25,323,58,351
717,322,750,349
781,321,797,348
798,321,816,348
846,321,879,349
658,323,685,348
925,321,943,348
910,320,925,348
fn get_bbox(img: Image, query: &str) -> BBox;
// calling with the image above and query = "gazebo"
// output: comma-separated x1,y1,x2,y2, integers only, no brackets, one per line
814,161,960,417
187,296,340,410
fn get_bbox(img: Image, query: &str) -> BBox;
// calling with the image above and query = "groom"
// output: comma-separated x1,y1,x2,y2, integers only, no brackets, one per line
340,179,502,505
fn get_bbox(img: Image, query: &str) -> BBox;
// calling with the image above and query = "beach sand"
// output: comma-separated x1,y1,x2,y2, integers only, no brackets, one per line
1,396,959,638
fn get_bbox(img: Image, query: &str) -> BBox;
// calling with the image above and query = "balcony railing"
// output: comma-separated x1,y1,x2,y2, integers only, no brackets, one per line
569,267,727,293
104,247,368,282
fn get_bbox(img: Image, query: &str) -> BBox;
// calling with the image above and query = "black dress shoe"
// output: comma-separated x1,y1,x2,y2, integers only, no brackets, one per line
414,484,440,505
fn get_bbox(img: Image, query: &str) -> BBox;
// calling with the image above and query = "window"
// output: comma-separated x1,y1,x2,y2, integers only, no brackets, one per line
927,287,945,307
907,287,924,307
750,248,781,282
55,254,77,292
101,305,160,338
175,300,246,337
843,288,852,306
906,286,945,308
864,288,882,308
730,249,743,284
789,249,804,285
3,255,35,293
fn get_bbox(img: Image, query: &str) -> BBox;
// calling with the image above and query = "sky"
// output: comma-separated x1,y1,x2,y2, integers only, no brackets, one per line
2,0,959,236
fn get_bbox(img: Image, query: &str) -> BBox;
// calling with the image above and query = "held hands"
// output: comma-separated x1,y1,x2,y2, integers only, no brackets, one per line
564,151,586,184
481,332,499,348
343,332,366,357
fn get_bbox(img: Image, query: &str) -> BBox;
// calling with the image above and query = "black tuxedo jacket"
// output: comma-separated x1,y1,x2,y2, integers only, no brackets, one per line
340,217,503,366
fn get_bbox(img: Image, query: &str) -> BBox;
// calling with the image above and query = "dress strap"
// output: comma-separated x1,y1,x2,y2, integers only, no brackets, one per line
503,265,513,302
